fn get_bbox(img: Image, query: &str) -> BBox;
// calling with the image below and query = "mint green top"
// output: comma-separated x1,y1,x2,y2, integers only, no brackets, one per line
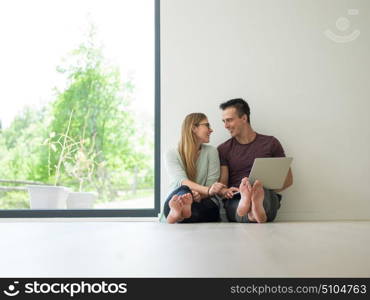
159,144,220,222
167,144,220,191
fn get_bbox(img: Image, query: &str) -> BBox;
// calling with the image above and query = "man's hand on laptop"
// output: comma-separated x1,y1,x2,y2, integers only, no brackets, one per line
220,187,239,199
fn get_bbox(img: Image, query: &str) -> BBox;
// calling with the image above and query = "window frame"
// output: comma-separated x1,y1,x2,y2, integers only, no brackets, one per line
0,0,161,218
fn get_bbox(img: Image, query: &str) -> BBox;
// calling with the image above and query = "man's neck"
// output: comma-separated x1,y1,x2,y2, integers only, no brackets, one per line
235,127,256,144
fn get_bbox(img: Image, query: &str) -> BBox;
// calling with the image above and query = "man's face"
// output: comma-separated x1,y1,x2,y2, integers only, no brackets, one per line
222,107,247,137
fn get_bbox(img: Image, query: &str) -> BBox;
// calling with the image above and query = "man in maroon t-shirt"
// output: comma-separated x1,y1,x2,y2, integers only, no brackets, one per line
217,98,293,223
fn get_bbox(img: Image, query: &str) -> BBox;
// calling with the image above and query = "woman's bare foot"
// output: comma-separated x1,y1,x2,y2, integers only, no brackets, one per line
236,177,252,217
181,193,193,219
251,180,267,223
167,195,184,224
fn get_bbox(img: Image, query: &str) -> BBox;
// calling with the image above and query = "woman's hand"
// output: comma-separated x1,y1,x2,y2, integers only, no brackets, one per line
191,190,201,202
208,182,227,196
221,187,239,199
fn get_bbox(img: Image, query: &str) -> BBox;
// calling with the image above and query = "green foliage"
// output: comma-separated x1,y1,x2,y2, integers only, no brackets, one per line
0,191,29,209
0,106,49,182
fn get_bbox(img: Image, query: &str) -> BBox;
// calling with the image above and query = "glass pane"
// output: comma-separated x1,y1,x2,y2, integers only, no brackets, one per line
0,0,155,210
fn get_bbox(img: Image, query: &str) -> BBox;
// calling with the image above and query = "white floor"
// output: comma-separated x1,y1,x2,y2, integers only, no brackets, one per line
0,221,369,277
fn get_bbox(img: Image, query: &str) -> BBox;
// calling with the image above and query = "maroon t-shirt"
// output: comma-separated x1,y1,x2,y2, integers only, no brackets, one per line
217,133,285,188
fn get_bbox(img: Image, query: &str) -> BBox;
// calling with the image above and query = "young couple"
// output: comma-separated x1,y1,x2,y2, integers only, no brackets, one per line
163,98,293,224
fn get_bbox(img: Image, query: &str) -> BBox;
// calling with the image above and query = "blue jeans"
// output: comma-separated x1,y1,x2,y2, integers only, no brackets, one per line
224,188,282,222
163,185,220,223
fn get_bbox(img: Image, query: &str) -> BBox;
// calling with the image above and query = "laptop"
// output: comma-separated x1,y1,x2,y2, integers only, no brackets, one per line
248,157,293,189
232,157,293,196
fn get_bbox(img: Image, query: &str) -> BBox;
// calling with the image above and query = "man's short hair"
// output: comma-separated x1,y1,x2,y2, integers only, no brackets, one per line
219,98,251,124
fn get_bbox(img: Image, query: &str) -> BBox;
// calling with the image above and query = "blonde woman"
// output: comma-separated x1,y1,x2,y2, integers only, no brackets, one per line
163,113,226,223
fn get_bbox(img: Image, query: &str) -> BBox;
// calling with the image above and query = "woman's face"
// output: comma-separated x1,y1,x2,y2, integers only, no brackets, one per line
193,118,213,144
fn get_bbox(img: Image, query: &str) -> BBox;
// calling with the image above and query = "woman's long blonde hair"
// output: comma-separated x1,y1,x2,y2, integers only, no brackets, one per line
178,113,207,182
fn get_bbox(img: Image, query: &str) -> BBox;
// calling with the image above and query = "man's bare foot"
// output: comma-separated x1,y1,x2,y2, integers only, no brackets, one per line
236,177,252,217
181,193,193,219
251,180,267,223
247,212,257,222
167,195,184,224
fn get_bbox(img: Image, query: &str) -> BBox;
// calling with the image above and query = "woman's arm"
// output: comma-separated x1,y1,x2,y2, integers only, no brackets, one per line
181,179,209,198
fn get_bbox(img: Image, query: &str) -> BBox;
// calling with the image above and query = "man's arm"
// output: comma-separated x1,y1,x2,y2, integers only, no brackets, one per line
274,168,293,193
218,166,238,198
218,166,229,198
219,166,229,186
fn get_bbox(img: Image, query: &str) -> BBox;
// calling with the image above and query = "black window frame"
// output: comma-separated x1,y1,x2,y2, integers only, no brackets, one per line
0,0,161,218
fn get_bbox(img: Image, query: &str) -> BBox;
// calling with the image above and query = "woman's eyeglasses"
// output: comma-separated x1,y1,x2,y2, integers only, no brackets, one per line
197,123,211,129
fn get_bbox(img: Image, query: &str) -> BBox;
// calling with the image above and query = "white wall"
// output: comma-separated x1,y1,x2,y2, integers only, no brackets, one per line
161,0,370,221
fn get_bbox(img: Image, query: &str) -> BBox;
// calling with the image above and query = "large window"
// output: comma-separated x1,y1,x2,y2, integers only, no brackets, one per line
0,0,160,217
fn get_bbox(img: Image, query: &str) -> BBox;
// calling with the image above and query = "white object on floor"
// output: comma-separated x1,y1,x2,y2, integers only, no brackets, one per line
66,192,96,209
27,185,70,209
